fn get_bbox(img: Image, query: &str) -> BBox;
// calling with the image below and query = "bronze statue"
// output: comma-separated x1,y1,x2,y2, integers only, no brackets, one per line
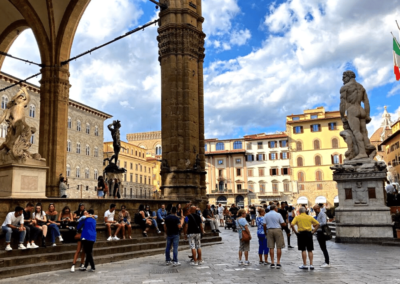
340,71,376,160
107,120,122,165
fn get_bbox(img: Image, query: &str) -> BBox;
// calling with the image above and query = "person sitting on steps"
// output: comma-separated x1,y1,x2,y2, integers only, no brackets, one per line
32,203,48,248
1,206,26,251
105,204,122,241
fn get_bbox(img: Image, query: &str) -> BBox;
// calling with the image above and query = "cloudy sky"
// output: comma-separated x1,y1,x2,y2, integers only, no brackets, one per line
2,0,400,142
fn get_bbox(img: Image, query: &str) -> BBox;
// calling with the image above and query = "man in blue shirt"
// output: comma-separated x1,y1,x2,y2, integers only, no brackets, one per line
157,204,167,228
77,209,97,272
314,205,330,268
164,207,182,267
263,205,286,269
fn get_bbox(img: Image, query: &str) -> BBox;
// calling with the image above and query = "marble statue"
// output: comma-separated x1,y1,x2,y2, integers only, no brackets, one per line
340,70,376,160
352,181,368,205
0,87,43,163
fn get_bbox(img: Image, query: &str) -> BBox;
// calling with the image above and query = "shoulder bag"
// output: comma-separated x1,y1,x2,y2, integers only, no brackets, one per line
321,224,332,240
239,220,251,242
189,214,203,239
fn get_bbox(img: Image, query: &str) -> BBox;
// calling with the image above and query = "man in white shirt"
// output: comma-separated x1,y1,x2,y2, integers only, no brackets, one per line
1,206,27,251
217,203,224,227
386,184,396,206
104,204,122,241
263,205,286,269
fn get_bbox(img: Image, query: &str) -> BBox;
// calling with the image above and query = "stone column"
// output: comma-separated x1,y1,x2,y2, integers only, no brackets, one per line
39,66,70,197
158,0,206,204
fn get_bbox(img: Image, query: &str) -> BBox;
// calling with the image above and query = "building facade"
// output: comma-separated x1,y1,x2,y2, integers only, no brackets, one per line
0,72,112,199
380,115,400,183
126,131,162,157
287,106,346,206
371,106,393,163
103,141,156,198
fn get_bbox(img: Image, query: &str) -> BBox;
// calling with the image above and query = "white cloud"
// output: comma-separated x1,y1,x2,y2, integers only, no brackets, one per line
230,29,251,46
202,0,241,37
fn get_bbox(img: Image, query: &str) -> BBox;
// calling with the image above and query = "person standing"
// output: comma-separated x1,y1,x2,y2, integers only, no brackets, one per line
1,206,26,251
313,205,330,268
256,208,269,265
202,204,220,233
59,176,68,198
291,207,320,270
236,209,251,266
217,204,224,227
113,178,121,199
278,202,293,248
263,205,286,269
97,176,106,199
78,209,97,272
22,202,40,249
164,206,182,266
386,183,396,206
249,204,256,227
229,204,239,232
184,206,204,266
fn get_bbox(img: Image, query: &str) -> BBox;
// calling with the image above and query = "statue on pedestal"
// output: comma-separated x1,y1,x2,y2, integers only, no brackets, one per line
103,120,126,174
0,87,44,163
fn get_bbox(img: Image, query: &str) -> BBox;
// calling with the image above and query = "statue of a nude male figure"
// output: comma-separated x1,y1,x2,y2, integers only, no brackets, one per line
340,71,375,160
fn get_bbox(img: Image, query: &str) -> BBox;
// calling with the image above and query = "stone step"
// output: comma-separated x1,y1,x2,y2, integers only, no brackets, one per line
381,241,400,247
0,238,223,279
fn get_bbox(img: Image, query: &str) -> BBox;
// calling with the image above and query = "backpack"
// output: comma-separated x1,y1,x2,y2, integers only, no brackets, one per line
134,212,142,224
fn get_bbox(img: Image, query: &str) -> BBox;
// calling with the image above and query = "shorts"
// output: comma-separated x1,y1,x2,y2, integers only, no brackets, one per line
187,233,201,249
239,240,250,252
97,190,104,197
297,231,314,251
218,214,224,219
281,225,290,234
267,229,285,249
251,214,256,220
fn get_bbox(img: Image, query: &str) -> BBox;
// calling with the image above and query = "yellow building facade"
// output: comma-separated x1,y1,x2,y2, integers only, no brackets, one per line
381,118,400,183
287,107,347,206
103,141,156,198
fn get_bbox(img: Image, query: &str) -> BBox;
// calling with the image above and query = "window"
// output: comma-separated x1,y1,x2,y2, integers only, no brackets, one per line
94,169,98,180
1,95,8,109
216,142,224,151
272,183,278,193
316,170,323,181
297,157,303,167
284,183,290,192
136,164,138,170
332,138,339,149
29,105,35,118
315,155,321,166
218,159,223,165
260,184,266,192
298,172,305,182
219,170,222,177
30,134,34,144
311,124,321,132
257,142,263,149
0,124,7,138
236,158,241,164
311,115,318,119
294,126,303,134
125,162,128,168
76,143,81,154
94,126,99,136
85,168,89,179
313,140,320,150
205,144,208,151
329,122,337,130
299,184,305,190
94,147,98,157
86,123,90,134
237,184,242,190
77,120,81,131
280,140,287,147
236,168,241,176
345,188,353,199
135,174,138,183
85,145,90,156
281,152,288,159
246,154,254,162
66,165,71,177
67,140,71,152
271,169,278,176
68,117,72,128
282,168,289,175
140,175,142,183
248,169,253,177
76,167,80,178
292,117,300,121
249,184,254,191
368,188,376,199
259,168,265,176
296,141,302,151
317,184,323,190
156,145,162,155
140,165,142,171
257,154,264,161
247,143,252,150
233,141,242,149
269,141,276,148
332,154,340,164
130,163,133,170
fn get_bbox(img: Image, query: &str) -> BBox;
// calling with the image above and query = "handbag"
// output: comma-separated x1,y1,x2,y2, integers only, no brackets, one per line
239,222,251,242
321,224,332,240
104,182,109,194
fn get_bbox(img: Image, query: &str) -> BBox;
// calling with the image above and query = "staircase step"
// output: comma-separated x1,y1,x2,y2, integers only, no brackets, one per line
381,241,400,246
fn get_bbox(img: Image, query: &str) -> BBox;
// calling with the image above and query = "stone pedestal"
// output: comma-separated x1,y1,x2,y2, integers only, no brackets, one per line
332,160,394,244
0,160,48,198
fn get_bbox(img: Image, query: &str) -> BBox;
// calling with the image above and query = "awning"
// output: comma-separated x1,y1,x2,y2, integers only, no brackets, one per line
334,196,339,203
297,196,308,204
315,196,327,204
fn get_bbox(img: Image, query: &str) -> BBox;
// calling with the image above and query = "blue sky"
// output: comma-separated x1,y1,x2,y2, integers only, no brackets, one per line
2,0,400,142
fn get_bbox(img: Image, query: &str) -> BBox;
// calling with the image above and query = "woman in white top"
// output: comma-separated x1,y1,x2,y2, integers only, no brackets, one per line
32,203,48,247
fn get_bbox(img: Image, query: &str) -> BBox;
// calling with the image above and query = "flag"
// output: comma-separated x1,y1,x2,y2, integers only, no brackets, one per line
393,38,400,81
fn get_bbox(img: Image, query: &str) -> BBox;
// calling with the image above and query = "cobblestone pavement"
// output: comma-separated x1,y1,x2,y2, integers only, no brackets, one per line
2,225,400,284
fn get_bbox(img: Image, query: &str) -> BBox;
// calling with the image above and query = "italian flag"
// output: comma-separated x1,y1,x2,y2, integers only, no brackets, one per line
393,38,400,81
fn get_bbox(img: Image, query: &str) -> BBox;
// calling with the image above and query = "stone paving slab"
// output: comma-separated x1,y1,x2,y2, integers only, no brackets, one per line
1,226,400,283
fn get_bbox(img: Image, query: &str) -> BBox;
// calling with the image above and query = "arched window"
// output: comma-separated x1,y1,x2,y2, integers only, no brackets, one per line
86,145,90,156
76,142,81,154
0,124,7,138
86,123,90,134
315,155,321,166
76,167,80,178
156,145,162,155
332,154,341,164
94,126,99,136
298,172,305,182
30,134,34,144
296,141,302,151
29,105,35,118
233,141,242,149
66,164,71,177
297,156,303,167
67,140,71,152
313,140,320,150
332,138,339,149
94,147,98,157
67,117,72,128
94,169,98,180
216,142,224,151
1,95,8,109
77,120,81,131
316,170,323,181
85,168,90,179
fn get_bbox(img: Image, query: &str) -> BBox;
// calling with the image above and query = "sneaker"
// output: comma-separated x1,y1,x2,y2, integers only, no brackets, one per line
107,236,113,241
259,261,264,265
173,262,181,267
113,236,120,241
87,268,95,272
288,245,294,249
270,264,275,268
166,261,172,266
59,236,64,242
244,261,250,266
198,260,204,265
309,265,314,270
52,243,57,247
26,243,32,249
238,261,243,266
276,264,282,269
216,230,221,233
264,262,270,265
70,265,75,273
18,244,27,250
190,261,198,266
211,230,216,233
80,266,87,271
321,263,331,268
299,265,308,270
30,242,39,249
157,230,161,234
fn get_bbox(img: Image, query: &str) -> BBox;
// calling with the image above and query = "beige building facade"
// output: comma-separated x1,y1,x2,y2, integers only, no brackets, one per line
127,131,162,157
